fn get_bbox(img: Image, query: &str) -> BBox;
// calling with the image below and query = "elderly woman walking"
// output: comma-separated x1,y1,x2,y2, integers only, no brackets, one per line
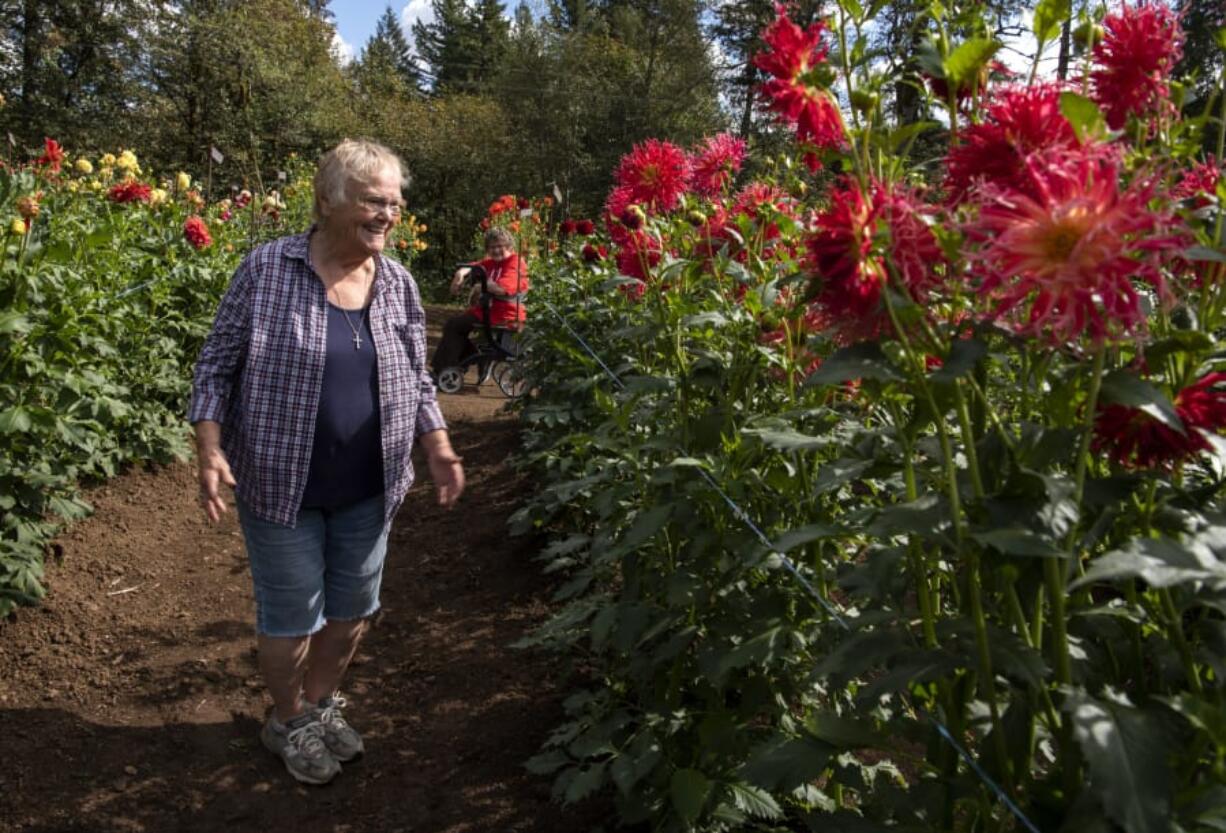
189,139,464,785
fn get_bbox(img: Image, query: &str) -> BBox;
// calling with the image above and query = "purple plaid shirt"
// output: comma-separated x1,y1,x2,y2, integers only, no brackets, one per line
188,230,446,527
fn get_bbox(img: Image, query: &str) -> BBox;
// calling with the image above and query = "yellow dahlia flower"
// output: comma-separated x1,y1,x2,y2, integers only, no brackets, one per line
75,158,93,175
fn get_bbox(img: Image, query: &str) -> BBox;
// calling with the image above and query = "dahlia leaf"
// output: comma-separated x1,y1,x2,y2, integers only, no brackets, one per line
1184,245,1226,264
1066,691,1173,833
1072,538,1220,590
943,38,1000,89
726,781,783,819
670,768,712,822
930,337,987,382
1033,0,1071,46
972,527,1066,558
1099,371,1185,435
1059,92,1107,142
805,342,903,386
770,522,845,553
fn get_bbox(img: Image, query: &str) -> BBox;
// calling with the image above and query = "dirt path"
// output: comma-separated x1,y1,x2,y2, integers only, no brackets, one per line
0,307,600,833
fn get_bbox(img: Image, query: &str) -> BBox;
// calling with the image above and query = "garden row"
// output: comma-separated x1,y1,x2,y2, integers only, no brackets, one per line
507,3,1226,831
0,146,426,617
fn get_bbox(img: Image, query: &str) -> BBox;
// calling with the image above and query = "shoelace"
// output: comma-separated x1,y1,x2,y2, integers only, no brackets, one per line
318,696,350,731
286,721,328,757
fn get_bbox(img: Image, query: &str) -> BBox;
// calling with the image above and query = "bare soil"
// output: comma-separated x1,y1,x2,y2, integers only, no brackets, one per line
0,307,604,833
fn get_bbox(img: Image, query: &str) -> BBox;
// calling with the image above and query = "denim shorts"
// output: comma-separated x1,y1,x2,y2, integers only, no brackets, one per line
236,493,389,638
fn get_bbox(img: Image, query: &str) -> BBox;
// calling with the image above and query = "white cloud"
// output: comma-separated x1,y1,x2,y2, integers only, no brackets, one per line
401,0,436,34
332,30,355,65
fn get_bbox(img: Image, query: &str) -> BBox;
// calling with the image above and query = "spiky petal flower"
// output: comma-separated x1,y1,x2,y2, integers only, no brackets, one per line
967,147,1183,344
1095,372,1226,468
183,216,212,250
752,5,846,171
806,178,943,339
1091,2,1184,130
107,180,153,204
614,139,691,212
944,84,1078,202
690,133,747,198
36,138,64,173
1172,156,1221,207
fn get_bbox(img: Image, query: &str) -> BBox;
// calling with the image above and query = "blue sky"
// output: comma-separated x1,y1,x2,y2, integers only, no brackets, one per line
330,1,435,63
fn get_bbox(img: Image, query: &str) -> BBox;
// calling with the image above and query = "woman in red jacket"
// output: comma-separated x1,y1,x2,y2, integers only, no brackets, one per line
431,227,528,376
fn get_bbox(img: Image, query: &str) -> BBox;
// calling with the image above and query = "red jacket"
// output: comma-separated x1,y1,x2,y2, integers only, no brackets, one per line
468,254,528,326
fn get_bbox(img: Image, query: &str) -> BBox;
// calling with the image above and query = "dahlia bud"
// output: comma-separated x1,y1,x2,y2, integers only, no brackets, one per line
620,204,646,230
686,209,707,227
10,217,27,235
16,196,39,221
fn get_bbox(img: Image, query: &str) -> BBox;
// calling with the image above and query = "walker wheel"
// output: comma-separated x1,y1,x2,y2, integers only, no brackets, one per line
436,366,464,394
494,361,530,399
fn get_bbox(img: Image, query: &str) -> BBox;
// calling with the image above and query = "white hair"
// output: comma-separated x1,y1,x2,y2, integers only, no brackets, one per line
313,138,407,221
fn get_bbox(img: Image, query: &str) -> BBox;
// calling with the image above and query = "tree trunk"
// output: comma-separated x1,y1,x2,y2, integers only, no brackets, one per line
1056,18,1071,80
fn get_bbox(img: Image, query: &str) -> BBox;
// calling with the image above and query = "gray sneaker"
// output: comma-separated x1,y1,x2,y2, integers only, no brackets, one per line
314,694,364,762
260,711,341,785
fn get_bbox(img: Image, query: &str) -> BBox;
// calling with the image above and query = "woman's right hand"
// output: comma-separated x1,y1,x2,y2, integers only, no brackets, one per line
198,448,236,523
195,421,236,523
450,267,471,296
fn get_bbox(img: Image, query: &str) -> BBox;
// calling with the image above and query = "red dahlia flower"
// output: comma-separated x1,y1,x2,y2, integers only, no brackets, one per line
944,84,1079,202
577,219,596,235
107,181,153,204
752,5,846,171
616,230,662,281
967,147,1183,344
1095,372,1226,468
582,243,607,262
1091,2,1184,130
560,219,578,236
614,139,691,212
183,216,212,250
37,138,65,173
1173,156,1221,207
807,178,943,339
690,133,747,198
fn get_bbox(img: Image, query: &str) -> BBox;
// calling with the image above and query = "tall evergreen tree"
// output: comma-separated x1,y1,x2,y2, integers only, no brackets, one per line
365,5,421,90
413,0,477,91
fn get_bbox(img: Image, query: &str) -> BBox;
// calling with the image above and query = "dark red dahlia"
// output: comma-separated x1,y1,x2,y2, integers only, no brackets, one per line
582,243,607,262
752,5,846,171
1091,2,1184,130
1173,157,1221,208
944,83,1079,203
807,177,943,339
107,181,153,204
577,219,596,236
183,215,212,250
1095,372,1226,468
616,230,662,281
690,133,747,198
560,219,578,236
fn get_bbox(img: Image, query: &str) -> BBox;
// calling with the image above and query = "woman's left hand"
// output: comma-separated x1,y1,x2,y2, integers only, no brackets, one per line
428,453,465,508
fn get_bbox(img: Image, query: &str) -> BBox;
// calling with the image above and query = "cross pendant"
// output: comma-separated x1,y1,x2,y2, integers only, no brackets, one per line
352,333,362,350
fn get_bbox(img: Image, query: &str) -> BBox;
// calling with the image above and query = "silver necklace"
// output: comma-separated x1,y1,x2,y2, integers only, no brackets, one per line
329,282,371,350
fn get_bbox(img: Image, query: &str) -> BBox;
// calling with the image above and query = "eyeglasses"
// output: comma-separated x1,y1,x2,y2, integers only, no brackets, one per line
358,196,404,217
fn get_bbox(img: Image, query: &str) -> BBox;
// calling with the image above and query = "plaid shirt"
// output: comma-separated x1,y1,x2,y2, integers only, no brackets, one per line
189,230,447,527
